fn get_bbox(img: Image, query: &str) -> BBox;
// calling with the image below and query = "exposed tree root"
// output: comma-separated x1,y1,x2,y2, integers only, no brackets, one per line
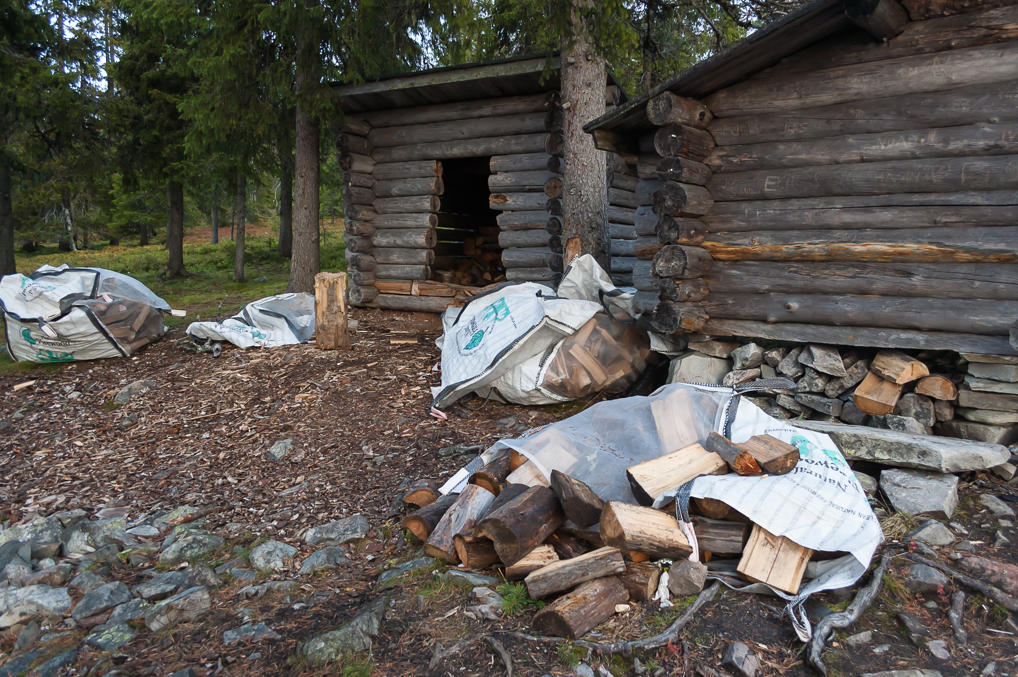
949,591,968,645
905,553,1018,612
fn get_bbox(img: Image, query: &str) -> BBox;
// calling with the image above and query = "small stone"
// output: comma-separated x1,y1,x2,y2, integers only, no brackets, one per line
722,641,760,677
979,494,1015,518
731,343,764,370
991,462,1017,480
0,541,31,571
796,367,828,393
304,515,369,546
85,622,136,651
800,345,847,378
152,506,200,530
144,586,211,632
722,368,761,387
266,439,293,462
759,364,777,380
955,540,975,552
839,401,869,425
898,612,933,644
0,585,72,628
968,362,1018,382
69,570,106,593
300,595,390,665
667,559,707,597
614,603,631,613
854,471,878,496
188,563,223,588
777,346,805,379
126,525,160,538
763,347,788,368
937,419,1018,446
825,360,870,398
896,394,937,428
861,671,942,677
926,640,951,660
113,379,157,404
687,339,739,358
668,352,730,385
909,521,954,547
775,393,806,414
168,668,198,677
880,469,959,519
31,647,77,675
871,414,930,435
135,571,191,601
72,581,133,620
795,393,842,417
14,619,41,651
250,540,298,571
933,399,955,423
904,564,948,595
109,598,150,623
4,556,32,586
377,557,435,586
843,630,873,647
445,569,499,586
223,622,281,644
870,644,890,654
158,532,225,565
574,664,596,677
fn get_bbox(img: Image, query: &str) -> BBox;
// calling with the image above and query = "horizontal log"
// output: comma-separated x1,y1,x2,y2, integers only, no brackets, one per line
662,278,710,302
592,129,639,162
705,202,1018,233
373,176,444,198
502,247,562,270
652,245,714,279
373,280,460,297
339,133,371,155
634,206,658,236
606,205,635,225
489,192,555,211
609,223,636,240
348,284,378,306
545,132,564,155
488,170,557,190
374,195,441,214
609,187,639,209
345,252,375,271
498,229,552,249
369,112,551,148
707,123,1018,173
348,268,375,286
707,261,1018,300
708,155,1018,201
611,273,633,286
345,220,375,237
371,228,437,249
610,239,635,257
347,205,376,222
635,180,662,206
658,217,708,245
340,152,374,174
611,256,636,273
653,181,713,217
706,42,1018,117
650,301,710,334
702,293,1018,334
344,171,373,188
611,173,639,192
635,238,663,260
505,267,558,281
637,155,712,185
373,160,441,181
702,226,1018,263
372,212,439,229
374,264,430,280
344,185,374,205
372,247,435,265
341,117,370,137
631,290,660,315
374,133,549,163
702,318,1014,355
640,124,715,161
375,293,454,313
646,91,713,128
490,153,561,173
631,260,659,292
345,235,372,253
364,91,555,128
546,216,562,235
496,210,551,229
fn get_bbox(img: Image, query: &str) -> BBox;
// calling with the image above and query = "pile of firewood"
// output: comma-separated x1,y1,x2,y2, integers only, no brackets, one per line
402,433,806,639
432,230,505,286
86,297,164,354
541,313,651,399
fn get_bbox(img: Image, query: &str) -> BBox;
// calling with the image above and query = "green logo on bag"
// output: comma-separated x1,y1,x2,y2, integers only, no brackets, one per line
21,328,36,345
35,349,73,362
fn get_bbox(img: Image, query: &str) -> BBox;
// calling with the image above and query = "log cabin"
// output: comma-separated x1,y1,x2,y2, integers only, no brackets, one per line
585,0,1018,356
332,56,626,312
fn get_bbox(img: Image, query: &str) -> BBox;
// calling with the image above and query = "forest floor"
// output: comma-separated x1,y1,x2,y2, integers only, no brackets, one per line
1,307,1017,677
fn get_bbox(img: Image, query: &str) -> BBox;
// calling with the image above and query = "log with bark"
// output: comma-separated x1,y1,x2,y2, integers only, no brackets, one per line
549,470,605,528
524,546,626,598
638,155,712,185
402,493,459,541
531,576,629,639
704,432,762,475
373,248,435,266
504,544,560,580
403,479,442,507
737,435,800,475
373,176,444,198
374,264,430,280
641,124,715,160
348,284,379,306
657,217,708,246
365,91,556,128
424,484,496,562
600,501,692,559
652,182,713,217
375,294,456,313
619,561,662,601
491,153,562,174
374,195,441,214
373,160,442,181
646,92,713,128
374,133,549,163
652,245,714,279
478,486,565,566
368,112,550,148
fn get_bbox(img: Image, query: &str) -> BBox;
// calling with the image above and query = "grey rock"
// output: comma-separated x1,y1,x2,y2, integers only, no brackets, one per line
937,419,1018,445
113,379,157,404
25,564,71,589
159,532,224,565
910,521,954,547
800,345,848,378
796,367,828,393
446,570,499,586
667,560,707,597
933,399,955,423
731,343,763,370
840,401,869,425
250,540,298,571
0,585,72,628
236,581,297,599
304,515,369,546
574,664,596,677
0,541,31,570
266,438,293,462
759,364,777,380
955,540,976,552
687,339,738,358
898,612,932,644
188,563,223,588
4,556,32,586
151,506,200,530
926,639,950,660
825,360,870,398
31,647,77,677
52,509,87,528
777,346,805,379
72,581,132,619
14,619,41,651
723,368,761,387
377,557,435,586
964,375,1018,395
228,568,256,583
85,622,135,651
467,586,503,620
881,469,959,519
792,419,1010,472
982,663,997,676
144,586,211,631
904,564,948,595
168,669,198,677
126,525,160,538
744,395,791,420
763,347,788,368
958,407,1018,425
871,415,930,435
969,362,1018,382
0,650,43,677
109,598,149,623
301,594,390,665
795,394,842,417
776,393,806,414
896,394,937,428
843,630,873,647
134,571,190,601
979,494,1015,518
70,570,106,593
298,547,350,575
223,622,281,644
860,672,942,677
854,471,878,496
722,641,761,677
668,352,730,385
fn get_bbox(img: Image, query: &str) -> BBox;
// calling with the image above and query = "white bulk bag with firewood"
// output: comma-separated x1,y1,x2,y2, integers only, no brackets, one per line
0,264,172,363
431,255,651,409
185,292,315,349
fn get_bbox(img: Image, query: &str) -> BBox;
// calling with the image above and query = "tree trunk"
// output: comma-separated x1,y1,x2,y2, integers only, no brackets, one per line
234,172,246,282
288,8,321,293
278,130,294,258
560,4,608,268
60,190,77,252
166,181,186,277
0,159,15,276
139,220,149,246
211,203,219,244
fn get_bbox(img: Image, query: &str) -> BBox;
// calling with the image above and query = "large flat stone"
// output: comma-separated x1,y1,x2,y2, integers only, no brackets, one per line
956,408,1018,425
964,376,1018,395
301,594,390,666
0,585,72,628
968,362,1018,382
880,469,958,519
791,420,1010,472
958,389,1018,412
667,352,730,385
936,420,1018,446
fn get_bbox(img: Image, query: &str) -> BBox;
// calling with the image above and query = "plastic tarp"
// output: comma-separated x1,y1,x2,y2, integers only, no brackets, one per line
431,255,654,409
443,381,882,640
186,292,315,349
0,264,170,362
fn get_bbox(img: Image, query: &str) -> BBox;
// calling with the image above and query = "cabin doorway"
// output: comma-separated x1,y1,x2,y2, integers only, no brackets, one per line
433,157,503,285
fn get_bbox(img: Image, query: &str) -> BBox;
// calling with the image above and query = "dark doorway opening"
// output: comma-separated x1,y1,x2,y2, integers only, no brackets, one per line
433,157,504,285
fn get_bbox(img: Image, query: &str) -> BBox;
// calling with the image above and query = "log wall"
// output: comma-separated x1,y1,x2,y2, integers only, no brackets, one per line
632,3,1018,353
